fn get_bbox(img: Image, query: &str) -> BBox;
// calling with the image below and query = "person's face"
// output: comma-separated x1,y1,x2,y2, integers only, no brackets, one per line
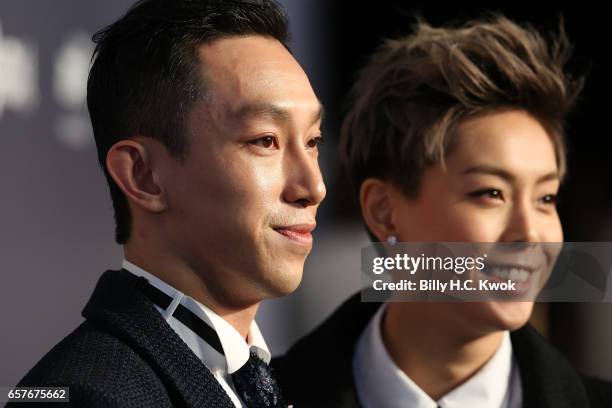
390,109,562,333
160,36,325,306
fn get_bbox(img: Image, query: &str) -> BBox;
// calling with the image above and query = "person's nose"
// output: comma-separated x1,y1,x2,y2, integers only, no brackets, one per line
500,199,540,243
282,148,326,208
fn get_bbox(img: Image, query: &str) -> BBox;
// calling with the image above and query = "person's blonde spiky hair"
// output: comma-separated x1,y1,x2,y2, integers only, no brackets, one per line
340,15,584,200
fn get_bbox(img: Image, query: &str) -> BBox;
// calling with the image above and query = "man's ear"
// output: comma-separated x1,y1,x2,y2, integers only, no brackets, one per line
360,178,398,242
105,139,167,213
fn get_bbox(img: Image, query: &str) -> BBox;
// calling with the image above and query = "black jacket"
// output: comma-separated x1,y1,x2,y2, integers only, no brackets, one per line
6,269,235,408
273,292,612,408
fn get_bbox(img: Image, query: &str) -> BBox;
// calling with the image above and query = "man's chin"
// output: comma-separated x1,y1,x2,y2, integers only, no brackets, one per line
259,263,305,298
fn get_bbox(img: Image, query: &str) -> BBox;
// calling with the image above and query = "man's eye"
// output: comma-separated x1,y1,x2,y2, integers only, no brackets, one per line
469,189,504,201
307,135,323,149
249,135,278,149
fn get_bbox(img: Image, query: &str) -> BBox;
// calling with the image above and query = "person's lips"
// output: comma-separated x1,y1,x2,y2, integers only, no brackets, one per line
477,262,543,297
273,223,316,246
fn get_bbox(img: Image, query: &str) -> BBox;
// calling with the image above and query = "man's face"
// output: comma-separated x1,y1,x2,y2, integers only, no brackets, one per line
390,110,562,333
160,36,325,306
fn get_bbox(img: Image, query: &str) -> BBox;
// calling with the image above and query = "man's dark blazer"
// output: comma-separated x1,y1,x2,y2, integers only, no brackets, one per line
273,292,612,408
6,269,235,408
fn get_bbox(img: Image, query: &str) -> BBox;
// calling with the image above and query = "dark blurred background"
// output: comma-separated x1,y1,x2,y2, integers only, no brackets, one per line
1,0,610,388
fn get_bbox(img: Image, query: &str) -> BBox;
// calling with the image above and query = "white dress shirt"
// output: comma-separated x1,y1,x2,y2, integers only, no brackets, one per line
122,259,270,408
353,303,522,408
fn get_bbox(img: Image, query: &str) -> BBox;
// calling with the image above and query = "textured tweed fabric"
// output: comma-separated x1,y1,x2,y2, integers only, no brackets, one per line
6,269,236,408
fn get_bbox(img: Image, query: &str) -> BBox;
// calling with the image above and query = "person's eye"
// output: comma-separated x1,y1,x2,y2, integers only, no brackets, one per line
468,188,504,201
539,194,558,206
249,135,279,149
306,135,323,149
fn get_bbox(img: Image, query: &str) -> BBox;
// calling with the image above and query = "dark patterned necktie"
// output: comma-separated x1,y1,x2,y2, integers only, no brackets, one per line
231,350,286,408
139,278,286,407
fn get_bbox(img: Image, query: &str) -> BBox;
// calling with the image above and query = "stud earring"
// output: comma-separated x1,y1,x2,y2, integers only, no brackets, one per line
387,235,397,246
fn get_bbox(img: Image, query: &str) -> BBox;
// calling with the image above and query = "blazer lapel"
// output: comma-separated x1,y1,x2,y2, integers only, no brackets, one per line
276,292,379,407
279,293,594,408
82,269,235,408
511,324,591,408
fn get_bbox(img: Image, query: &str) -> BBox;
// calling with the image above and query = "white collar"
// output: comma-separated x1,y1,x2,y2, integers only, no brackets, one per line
353,303,518,408
438,328,514,408
122,259,270,374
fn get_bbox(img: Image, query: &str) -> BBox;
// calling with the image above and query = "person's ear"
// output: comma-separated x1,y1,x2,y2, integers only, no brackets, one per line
360,178,398,242
105,138,167,213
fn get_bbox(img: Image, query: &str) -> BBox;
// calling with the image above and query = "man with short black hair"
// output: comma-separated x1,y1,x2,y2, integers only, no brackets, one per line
9,1,325,407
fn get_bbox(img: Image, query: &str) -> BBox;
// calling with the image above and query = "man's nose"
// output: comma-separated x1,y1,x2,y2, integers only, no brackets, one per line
282,150,326,208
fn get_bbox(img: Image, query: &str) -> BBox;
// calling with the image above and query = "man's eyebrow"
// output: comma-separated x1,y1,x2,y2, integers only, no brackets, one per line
462,165,560,184
315,101,325,125
234,100,325,125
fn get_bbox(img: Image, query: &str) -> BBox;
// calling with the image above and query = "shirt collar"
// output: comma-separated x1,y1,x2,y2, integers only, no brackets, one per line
353,303,515,408
438,328,513,408
122,259,270,374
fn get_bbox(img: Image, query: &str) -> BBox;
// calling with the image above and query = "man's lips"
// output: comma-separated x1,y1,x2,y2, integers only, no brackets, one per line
273,223,316,246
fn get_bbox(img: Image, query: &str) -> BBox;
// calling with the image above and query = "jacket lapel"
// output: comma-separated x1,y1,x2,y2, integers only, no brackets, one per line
511,324,591,408
275,292,376,407
82,269,235,408
278,291,593,408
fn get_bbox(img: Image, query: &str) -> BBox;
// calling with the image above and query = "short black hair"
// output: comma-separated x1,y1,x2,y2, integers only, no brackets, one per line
87,0,290,244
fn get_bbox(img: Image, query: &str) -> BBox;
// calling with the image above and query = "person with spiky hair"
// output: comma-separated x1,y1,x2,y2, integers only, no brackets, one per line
274,16,612,408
